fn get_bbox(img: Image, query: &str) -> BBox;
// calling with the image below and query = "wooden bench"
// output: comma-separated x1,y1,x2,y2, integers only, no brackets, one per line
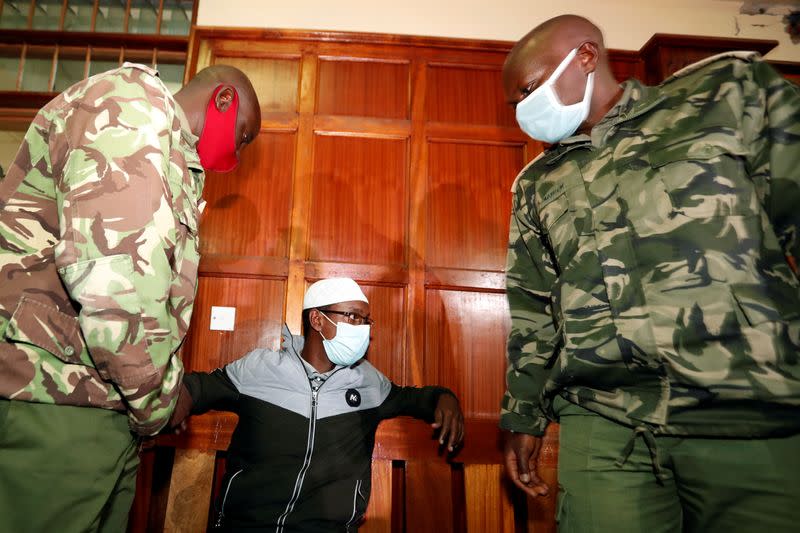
128,415,559,532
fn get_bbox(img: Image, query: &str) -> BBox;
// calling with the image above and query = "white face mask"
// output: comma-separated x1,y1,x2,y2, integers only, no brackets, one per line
319,312,370,366
515,47,595,144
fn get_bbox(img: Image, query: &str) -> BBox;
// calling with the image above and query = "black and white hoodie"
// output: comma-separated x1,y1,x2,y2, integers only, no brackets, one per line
184,325,451,532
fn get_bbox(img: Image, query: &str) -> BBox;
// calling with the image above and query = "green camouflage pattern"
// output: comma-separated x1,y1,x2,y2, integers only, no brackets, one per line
0,63,204,436
501,52,800,437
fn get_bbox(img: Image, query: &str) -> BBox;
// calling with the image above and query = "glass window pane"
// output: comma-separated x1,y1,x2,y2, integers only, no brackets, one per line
157,56,184,93
160,0,192,36
63,0,95,32
88,48,121,78
21,47,55,92
122,48,153,66
53,48,87,92
0,1,32,29
94,0,126,33
0,130,27,178
128,0,158,34
31,0,64,30
0,45,22,90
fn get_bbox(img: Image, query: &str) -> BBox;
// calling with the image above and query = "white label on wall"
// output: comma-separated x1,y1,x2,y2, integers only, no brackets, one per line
210,306,236,331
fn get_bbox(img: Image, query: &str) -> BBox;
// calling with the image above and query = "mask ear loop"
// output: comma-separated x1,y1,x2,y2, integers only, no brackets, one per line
542,47,579,88
317,311,337,341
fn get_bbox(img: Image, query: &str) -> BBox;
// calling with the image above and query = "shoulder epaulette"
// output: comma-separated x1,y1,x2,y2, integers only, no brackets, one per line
662,51,761,85
120,61,160,77
510,150,547,192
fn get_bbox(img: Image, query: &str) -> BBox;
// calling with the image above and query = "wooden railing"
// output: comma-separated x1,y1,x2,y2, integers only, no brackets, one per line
129,415,560,532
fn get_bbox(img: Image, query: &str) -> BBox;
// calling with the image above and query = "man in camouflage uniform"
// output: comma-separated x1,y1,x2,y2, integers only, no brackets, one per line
500,15,800,532
0,63,260,531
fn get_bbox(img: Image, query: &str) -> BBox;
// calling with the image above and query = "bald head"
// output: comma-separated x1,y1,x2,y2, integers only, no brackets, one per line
503,15,622,137
175,64,261,161
506,15,605,75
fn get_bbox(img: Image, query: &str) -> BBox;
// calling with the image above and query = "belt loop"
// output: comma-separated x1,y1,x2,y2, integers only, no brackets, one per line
615,425,668,485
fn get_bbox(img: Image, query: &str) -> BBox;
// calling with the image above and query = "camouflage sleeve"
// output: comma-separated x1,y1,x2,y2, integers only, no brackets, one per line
500,190,560,436
52,75,183,436
743,60,800,275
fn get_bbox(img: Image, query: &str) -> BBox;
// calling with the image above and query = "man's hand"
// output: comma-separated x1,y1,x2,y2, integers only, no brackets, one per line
503,430,548,497
432,393,464,452
166,383,193,432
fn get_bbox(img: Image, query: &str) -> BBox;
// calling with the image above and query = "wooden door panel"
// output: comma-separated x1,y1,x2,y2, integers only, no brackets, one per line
308,134,408,265
427,141,522,272
425,289,510,419
360,283,406,384
464,463,515,532
183,276,286,372
317,58,410,119
362,458,393,533
426,64,516,127
200,132,295,260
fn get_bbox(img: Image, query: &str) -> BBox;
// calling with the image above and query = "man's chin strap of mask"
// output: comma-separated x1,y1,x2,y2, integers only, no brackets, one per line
515,46,595,144
197,84,240,173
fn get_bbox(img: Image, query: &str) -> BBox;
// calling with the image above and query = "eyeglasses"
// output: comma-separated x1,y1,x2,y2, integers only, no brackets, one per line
318,309,374,326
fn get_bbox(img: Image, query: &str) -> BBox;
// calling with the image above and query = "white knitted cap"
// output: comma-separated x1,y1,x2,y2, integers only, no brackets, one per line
302,277,368,309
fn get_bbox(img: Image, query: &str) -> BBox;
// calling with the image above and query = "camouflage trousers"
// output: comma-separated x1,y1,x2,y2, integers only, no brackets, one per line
553,396,800,533
0,399,139,533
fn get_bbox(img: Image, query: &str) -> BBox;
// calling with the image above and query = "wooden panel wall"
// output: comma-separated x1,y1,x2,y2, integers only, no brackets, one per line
139,28,544,533
127,29,790,533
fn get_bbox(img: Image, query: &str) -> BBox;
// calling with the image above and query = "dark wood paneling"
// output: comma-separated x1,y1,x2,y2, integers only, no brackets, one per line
183,276,286,372
426,64,516,127
122,27,800,533
464,464,515,532
360,284,407,384
639,33,778,85
317,57,410,119
608,49,643,83
424,289,511,419
308,134,408,265
213,55,301,114
363,459,393,533
427,141,522,272
405,460,454,532
200,132,295,259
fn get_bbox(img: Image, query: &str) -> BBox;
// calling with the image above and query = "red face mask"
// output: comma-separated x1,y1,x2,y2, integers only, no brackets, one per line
197,85,240,173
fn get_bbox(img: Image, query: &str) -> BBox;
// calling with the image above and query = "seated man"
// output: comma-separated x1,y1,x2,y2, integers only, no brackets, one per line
170,277,464,532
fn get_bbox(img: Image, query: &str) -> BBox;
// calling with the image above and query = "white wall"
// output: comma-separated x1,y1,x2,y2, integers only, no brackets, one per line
197,0,800,61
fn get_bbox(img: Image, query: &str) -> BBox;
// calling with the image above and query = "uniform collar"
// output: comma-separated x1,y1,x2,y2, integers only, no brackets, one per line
174,100,199,150
542,79,665,166
281,324,341,378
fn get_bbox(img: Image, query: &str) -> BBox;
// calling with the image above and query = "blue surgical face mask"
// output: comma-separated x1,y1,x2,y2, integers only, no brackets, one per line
319,312,370,366
515,47,595,144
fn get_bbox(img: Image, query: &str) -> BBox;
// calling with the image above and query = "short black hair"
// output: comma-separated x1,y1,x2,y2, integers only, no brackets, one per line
301,308,313,338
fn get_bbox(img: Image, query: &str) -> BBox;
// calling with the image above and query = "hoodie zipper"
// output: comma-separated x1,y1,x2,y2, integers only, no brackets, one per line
346,479,364,530
275,375,325,531
215,468,244,528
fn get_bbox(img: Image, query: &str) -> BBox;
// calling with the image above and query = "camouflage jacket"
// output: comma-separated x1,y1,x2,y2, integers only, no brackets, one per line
0,63,204,436
501,53,800,438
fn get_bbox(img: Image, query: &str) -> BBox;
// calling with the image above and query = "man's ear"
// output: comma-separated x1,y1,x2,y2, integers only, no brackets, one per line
214,85,236,112
309,309,324,333
578,41,599,74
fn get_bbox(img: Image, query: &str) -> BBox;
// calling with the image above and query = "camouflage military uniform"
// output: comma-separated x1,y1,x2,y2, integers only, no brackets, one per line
501,53,800,532
0,63,203,531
